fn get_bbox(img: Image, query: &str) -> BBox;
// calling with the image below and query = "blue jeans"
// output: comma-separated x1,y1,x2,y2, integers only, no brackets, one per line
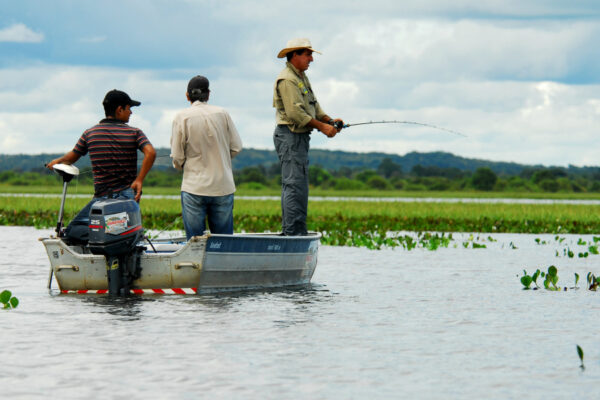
65,188,136,244
181,191,234,239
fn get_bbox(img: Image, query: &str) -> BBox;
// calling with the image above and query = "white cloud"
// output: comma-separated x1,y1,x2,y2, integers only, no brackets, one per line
2,63,600,167
319,18,597,85
0,23,44,43
1,2,600,168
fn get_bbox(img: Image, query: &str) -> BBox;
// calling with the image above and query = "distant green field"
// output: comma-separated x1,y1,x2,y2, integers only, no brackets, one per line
2,195,600,237
4,183,600,200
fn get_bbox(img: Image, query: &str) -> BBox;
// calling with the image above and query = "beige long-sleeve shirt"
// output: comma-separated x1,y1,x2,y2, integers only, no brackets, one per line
170,101,242,196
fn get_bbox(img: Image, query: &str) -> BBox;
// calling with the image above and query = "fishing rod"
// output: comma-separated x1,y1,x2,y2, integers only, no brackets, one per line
329,120,467,137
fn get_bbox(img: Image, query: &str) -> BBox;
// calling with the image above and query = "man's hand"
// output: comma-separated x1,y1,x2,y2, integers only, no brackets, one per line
320,123,337,138
46,159,60,171
131,144,156,202
46,151,80,171
331,118,344,132
130,179,143,202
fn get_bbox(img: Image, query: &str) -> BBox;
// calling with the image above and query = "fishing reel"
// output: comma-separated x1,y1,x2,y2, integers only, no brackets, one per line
327,120,345,130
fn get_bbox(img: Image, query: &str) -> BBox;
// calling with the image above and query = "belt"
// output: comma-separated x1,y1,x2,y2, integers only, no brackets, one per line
277,124,311,134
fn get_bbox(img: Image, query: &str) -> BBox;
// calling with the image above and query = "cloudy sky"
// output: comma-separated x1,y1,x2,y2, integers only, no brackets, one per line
1,0,599,167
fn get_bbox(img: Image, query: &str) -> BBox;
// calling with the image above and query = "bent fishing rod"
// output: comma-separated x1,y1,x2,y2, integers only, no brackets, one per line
329,120,467,137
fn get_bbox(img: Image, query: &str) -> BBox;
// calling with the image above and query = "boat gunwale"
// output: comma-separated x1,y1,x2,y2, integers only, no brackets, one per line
146,231,322,244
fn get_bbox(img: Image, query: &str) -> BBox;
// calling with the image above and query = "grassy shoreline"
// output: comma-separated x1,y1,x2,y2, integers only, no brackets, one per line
5,183,600,199
2,195,600,236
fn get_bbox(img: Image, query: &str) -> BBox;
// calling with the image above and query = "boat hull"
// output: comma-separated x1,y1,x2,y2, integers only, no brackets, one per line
201,233,319,289
40,233,320,293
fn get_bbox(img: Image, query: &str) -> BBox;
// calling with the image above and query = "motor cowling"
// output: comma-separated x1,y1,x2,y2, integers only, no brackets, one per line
88,199,143,256
87,199,144,295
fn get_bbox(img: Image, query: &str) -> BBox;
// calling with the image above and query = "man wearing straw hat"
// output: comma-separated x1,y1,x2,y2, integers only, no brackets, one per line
273,38,344,236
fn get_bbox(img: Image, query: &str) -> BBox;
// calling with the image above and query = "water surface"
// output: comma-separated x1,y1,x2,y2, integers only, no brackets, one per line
1,226,599,399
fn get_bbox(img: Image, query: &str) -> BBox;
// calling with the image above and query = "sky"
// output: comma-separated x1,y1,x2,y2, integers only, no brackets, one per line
1,0,600,167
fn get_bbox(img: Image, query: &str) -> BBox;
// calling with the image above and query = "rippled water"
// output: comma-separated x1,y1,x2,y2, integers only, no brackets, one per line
2,226,600,399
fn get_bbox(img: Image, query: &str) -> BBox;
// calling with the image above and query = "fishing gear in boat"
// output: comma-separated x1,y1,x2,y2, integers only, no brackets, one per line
47,163,80,289
329,120,467,137
144,216,183,253
48,163,80,238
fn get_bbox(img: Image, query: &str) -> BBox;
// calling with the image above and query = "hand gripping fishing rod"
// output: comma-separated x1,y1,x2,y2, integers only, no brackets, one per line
329,120,467,137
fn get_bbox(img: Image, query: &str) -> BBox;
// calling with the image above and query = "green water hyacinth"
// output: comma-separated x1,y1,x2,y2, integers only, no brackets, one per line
586,272,600,291
543,266,559,290
520,273,533,289
577,345,585,370
520,267,590,291
1,290,19,309
520,269,541,290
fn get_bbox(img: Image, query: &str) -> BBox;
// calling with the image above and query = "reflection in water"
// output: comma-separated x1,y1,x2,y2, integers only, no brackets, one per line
80,295,154,320
47,283,337,326
182,283,335,312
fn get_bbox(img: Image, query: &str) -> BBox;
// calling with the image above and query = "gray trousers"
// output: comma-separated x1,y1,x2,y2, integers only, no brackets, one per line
273,125,310,236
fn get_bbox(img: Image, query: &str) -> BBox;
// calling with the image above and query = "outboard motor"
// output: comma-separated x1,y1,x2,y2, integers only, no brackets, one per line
87,199,145,295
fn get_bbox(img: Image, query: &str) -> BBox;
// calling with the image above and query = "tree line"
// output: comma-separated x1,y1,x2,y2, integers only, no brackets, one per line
232,158,600,192
4,157,600,193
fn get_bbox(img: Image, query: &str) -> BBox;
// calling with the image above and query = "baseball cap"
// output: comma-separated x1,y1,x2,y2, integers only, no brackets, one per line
102,89,141,108
187,75,210,94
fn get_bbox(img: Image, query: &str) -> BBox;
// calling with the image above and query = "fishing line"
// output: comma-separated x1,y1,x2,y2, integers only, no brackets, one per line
331,120,468,137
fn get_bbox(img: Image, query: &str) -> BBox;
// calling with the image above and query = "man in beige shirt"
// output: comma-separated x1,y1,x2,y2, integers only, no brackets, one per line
273,38,343,235
171,75,243,239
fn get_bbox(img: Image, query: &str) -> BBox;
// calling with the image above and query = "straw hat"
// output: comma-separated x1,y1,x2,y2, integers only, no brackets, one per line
277,38,322,58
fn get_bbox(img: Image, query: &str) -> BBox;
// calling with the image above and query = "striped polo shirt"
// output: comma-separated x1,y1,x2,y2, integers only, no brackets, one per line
73,118,151,197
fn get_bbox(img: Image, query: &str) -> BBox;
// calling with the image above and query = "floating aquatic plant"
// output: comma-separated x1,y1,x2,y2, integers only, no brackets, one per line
1,290,19,309
538,236,600,259
460,234,487,249
520,271,533,290
586,272,600,291
519,267,600,291
542,266,559,291
573,273,580,289
577,345,585,370
520,269,540,290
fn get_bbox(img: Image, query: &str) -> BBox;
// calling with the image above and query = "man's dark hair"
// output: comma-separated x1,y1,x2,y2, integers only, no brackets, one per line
188,88,210,103
187,75,210,102
103,102,123,117
286,48,308,62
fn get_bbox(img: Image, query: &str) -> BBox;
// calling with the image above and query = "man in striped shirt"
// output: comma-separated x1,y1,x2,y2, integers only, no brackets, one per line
47,89,156,243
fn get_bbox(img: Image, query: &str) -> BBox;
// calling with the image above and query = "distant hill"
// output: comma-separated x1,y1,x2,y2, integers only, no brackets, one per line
0,148,593,176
